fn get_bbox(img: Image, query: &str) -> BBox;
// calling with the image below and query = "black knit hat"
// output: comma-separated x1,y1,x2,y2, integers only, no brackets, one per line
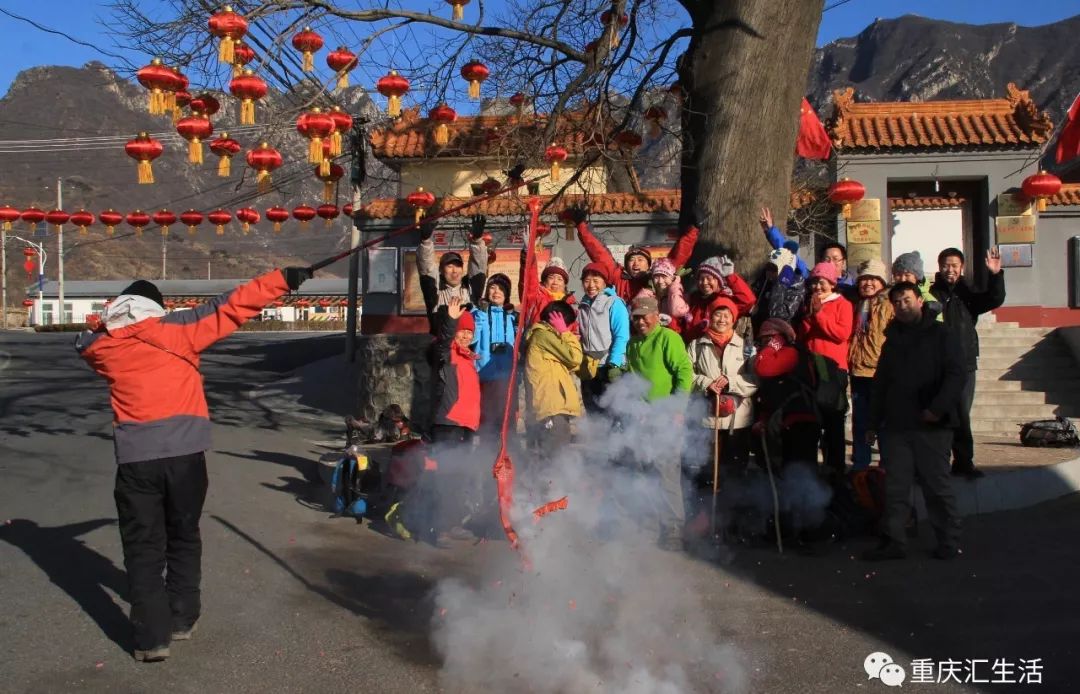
486,273,512,299
120,279,164,308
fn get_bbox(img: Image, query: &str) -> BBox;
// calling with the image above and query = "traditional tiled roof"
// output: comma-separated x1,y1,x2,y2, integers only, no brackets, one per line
369,106,608,160
359,189,822,220
1048,183,1080,207
888,196,966,210
829,83,1054,152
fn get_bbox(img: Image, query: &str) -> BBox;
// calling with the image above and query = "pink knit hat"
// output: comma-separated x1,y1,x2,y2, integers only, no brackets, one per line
809,261,839,285
650,257,677,279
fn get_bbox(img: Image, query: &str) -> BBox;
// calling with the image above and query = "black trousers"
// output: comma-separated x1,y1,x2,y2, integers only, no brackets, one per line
114,452,208,650
950,370,977,471
819,370,850,476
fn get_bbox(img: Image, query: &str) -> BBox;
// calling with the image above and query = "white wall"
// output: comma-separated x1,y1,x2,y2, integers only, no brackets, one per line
890,208,965,270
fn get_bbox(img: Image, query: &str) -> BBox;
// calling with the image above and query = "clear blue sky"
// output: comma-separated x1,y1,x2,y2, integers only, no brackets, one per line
0,0,1077,98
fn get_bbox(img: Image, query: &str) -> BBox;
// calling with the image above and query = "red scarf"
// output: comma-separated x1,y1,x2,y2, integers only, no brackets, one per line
706,328,733,352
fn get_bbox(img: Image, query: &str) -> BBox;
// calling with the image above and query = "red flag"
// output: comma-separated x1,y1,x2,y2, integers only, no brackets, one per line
796,97,832,160
1055,93,1080,164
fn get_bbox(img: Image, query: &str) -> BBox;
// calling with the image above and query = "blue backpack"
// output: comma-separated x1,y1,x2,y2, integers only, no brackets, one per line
331,452,380,520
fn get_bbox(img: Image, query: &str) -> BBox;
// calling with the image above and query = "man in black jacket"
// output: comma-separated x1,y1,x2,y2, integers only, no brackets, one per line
865,283,967,561
930,247,1005,478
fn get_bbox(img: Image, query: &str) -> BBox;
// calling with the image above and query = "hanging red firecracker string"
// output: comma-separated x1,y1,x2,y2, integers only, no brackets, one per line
460,60,489,100
266,206,289,233
236,207,260,234
545,143,568,182
231,40,256,78
209,132,241,177
326,47,357,91
429,103,457,146
292,204,317,230
328,106,352,157
599,9,629,49
316,163,345,203
0,205,20,230
406,187,436,224
125,132,164,184
229,69,267,125
246,142,282,194
445,0,470,21
69,209,94,235
153,209,177,237
135,58,175,115
291,26,324,72
376,70,410,118
180,209,203,235
207,209,232,236
99,209,122,236
316,203,340,229
176,112,213,164
208,5,248,65
44,209,69,231
20,207,45,231
126,210,151,237
296,107,336,171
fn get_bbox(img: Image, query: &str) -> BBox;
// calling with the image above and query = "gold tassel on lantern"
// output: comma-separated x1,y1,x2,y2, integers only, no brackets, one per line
309,137,323,165
106,225,115,236
388,94,401,118
452,2,464,20
172,105,182,124
323,182,334,203
216,223,225,236
302,52,314,72
219,37,235,65
188,139,203,165
232,63,242,79
241,221,250,234
135,227,143,238
336,73,349,90
273,221,282,233
319,158,331,178
435,123,449,146
468,80,480,100
329,130,343,156
257,171,272,194
148,90,163,115
550,160,561,182
414,208,425,224
161,226,170,237
138,160,155,185
218,155,232,177
241,99,255,125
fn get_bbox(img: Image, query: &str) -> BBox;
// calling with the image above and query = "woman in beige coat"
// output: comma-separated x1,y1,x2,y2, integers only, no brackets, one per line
686,296,759,486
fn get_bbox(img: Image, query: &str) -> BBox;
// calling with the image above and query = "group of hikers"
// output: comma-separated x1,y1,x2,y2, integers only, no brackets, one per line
415,206,1007,561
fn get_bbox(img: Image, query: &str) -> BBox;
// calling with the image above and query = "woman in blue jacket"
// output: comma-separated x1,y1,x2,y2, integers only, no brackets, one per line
471,273,519,437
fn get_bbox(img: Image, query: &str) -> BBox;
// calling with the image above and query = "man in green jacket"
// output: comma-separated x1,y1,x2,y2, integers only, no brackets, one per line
626,295,694,550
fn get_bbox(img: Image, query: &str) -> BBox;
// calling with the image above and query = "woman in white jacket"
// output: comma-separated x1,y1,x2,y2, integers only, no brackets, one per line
686,296,759,487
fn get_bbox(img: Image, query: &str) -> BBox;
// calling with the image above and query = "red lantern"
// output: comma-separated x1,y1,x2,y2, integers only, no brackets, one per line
45,209,70,230
406,187,436,224
236,207,260,234
189,93,220,117
342,203,354,217
70,209,94,235
207,209,232,236
376,70,410,118
229,69,267,125
297,108,336,171
208,5,248,64
176,112,214,164
316,204,340,229
318,298,332,308
22,298,34,308
828,177,866,219
126,210,151,237
0,205,20,230
153,209,177,236
231,41,256,78
185,299,199,308
328,106,352,157
266,206,290,233
315,163,345,203
180,209,203,235
169,68,189,120
125,132,164,184
246,142,283,194
173,90,192,124
135,58,176,115
20,207,45,230
545,144,569,182
326,47,358,90
338,298,349,307
429,104,457,146
445,0,470,20
291,27,323,72
99,209,122,236
296,299,311,309
509,92,528,116
293,204,317,230
600,10,629,48
271,300,284,308
460,60,489,100
1022,170,1063,212
537,222,552,238
644,105,667,138
22,247,36,277
209,132,241,177
165,300,176,309
615,130,643,152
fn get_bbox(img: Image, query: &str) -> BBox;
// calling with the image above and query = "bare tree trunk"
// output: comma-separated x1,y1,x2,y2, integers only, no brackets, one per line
679,0,824,266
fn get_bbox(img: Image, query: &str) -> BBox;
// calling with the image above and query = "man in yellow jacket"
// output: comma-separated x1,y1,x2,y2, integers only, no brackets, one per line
524,300,583,456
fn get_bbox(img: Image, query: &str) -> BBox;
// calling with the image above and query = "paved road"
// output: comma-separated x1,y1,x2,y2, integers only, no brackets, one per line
1,332,1078,693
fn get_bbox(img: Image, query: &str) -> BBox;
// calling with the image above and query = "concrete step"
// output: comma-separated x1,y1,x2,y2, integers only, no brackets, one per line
977,336,1066,349
975,362,1080,379
970,418,1028,435
972,390,1080,405
974,378,1080,392
970,403,1080,419
977,355,1078,371
976,325,1053,337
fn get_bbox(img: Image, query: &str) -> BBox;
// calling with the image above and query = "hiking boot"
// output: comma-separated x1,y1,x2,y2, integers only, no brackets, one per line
172,620,198,641
932,545,959,560
862,540,906,561
133,646,170,662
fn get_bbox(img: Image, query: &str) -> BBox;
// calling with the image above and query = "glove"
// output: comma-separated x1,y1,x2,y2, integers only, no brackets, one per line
718,255,735,278
567,205,589,226
606,364,626,384
419,222,436,241
283,266,312,291
548,311,569,334
469,214,486,240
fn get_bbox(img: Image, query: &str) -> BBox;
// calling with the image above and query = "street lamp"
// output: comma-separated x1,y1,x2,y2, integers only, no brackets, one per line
12,235,47,326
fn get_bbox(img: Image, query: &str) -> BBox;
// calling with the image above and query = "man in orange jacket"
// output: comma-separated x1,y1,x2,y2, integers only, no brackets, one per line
75,266,309,662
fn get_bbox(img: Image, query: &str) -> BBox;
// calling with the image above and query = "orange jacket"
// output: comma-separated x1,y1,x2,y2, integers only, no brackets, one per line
76,269,290,463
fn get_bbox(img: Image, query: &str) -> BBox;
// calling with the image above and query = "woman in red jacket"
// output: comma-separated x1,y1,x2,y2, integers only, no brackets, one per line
682,256,756,342
798,261,853,476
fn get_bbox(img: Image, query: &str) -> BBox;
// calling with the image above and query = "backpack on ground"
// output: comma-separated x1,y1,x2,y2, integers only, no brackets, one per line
331,450,381,520
1019,417,1080,448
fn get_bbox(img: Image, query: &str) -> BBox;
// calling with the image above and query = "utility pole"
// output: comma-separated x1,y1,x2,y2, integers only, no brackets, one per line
1,226,7,329
57,178,64,324
207,259,211,280
345,117,367,363
161,233,167,279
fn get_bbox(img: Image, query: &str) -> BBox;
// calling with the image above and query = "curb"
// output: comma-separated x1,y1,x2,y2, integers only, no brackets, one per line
914,455,1080,517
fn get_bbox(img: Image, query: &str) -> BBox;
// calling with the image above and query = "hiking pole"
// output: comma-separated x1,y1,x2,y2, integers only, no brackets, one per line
759,429,784,554
710,395,722,542
306,173,548,272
